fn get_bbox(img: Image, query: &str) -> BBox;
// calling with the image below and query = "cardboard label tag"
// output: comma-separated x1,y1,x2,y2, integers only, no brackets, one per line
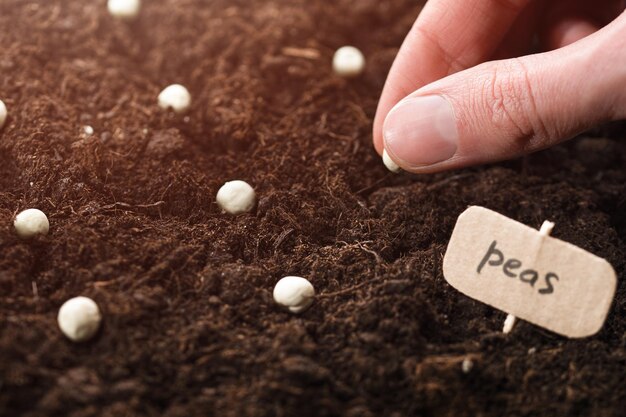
443,206,617,338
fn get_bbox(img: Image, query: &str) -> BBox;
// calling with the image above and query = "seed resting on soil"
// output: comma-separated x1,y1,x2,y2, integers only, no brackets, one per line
13,209,50,240
332,46,365,78
0,99,7,129
107,0,141,20
158,84,192,113
57,296,102,342
216,180,256,215
273,276,315,313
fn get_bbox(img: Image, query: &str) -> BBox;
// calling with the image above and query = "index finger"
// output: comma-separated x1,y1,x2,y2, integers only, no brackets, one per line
373,0,533,154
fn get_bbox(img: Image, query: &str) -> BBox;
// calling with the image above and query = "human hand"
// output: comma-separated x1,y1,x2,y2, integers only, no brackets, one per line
374,0,626,173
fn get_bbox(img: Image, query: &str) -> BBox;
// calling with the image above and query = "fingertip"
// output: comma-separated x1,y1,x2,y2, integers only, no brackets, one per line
373,70,413,157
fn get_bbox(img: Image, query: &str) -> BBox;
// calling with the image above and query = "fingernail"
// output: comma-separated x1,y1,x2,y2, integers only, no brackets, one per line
383,95,458,167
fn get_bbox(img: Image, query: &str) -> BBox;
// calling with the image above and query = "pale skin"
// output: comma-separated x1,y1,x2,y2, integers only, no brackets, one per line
374,0,626,173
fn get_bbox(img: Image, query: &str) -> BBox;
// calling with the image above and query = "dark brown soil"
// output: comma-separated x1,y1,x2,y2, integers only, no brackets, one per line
1,1,625,416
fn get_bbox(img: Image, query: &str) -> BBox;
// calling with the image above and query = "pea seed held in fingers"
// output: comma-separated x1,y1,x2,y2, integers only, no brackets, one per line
382,149,401,173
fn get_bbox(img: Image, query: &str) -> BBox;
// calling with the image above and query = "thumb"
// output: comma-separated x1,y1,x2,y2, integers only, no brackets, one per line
382,13,626,173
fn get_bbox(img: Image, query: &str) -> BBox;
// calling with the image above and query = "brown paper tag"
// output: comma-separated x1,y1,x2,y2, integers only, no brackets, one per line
443,206,617,338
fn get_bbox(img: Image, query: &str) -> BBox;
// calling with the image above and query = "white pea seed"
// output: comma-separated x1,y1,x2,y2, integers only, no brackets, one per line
107,0,141,20
332,46,365,78
158,84,191,113
0,99,7,130
57,296,102,342
14,209,49,240
216,180,256,215
382,149,401,173
502,314,516,334
461,357,474,374
83,125,94,136
273,276,315,314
